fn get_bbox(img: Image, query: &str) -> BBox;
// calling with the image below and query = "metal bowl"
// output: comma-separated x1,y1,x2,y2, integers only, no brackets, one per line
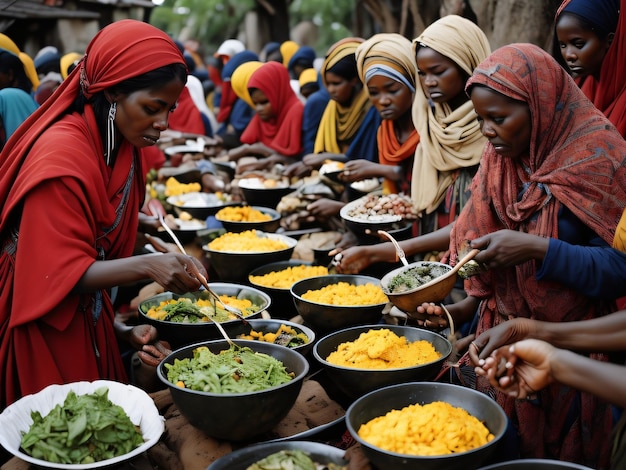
346,382,508,470
153,217,206,245
137,284,271,348
203,232,298,282
478,460,595,470
157,339,309,441
207,440,348,470
224,318,316,356
166,192,237,220
313,324,452,399
248,260,326,319
380,261,456,314
290,274,387,333
237,177,294,209
215,205,282,233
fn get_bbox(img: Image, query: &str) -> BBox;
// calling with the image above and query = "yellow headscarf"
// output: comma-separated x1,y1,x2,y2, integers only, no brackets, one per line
231,60,263,108
280,41,299,68
60,52,83,80
298,67,318,88
0,34,40,91
355,33,416,92
19,52,40,91
314,37,370,154
614,210,626,251
411,15,491,214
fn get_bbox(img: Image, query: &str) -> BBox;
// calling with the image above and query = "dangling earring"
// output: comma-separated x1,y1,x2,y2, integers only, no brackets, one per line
106,102,116,166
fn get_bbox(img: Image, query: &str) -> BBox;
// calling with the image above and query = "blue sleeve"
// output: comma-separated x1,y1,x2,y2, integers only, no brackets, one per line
302,90,330,154
537,238,626,298
346,106,381,162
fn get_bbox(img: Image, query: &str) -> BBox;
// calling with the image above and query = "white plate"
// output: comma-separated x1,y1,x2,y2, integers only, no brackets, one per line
164,144,204,157
340,195,403,224
166,192,227,208
0,380,164,469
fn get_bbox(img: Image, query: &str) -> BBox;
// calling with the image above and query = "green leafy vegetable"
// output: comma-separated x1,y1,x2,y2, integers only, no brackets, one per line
166,344,294,393
20,387,144,464
246,449,347,470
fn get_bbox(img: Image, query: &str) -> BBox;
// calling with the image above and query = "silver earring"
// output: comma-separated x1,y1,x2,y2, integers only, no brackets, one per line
106,102,116,166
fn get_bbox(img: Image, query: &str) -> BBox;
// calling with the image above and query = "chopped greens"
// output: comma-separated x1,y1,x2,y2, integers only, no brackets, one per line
166,345,294,393
247,449,347,470
146,296,260,323
20,386,144,465
386,264,451,293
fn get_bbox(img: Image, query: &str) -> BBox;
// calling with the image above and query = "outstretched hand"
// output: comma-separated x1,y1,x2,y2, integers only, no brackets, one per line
471,229,549,269
468,317,535,365
129,324,172,367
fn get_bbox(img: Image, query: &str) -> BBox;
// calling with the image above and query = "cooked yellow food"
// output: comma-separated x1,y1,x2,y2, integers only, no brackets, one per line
216,206,272,222
326,329,441,369
301,281,387,306
145,296,259,323
164,177,201,196
208,230,289,252
237,324,309,348
358,401,494,456
249,265,329,289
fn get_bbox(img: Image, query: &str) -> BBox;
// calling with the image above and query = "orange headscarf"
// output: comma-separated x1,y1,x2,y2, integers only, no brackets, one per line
241,61,304,157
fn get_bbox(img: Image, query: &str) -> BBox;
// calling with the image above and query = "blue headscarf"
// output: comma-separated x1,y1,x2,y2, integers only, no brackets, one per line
562,0,619,38
0,88,38,146
287,46,316,73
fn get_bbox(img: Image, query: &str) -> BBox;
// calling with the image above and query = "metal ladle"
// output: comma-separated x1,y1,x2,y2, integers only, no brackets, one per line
146,199,249,325
377,230,409,267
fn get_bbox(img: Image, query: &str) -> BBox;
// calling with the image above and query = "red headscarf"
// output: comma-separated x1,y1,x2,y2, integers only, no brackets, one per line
240,61,304,157
452,43,626,465
0,19,185,407
557,0,626,137
168,86,207,135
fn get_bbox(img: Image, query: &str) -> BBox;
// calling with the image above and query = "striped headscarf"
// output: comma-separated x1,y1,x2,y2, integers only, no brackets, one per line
411,15,491,213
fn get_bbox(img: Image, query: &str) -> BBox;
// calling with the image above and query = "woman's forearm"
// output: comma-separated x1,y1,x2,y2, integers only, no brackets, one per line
73,253,160,293
551,349,626,408
401,223,453,256
534,310,626,352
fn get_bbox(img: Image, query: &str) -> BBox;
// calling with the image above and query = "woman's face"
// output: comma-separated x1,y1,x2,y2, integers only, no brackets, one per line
556,13,611,79
416,46,468,110
250,88,274,121
470,86,531,161
113,77,184,148
324,71,358,106
366,74,413,121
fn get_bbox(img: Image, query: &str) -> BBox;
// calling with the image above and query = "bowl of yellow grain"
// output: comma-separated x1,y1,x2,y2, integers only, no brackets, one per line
248,260,330,319
312,324,452,399
290,274,388,333
346,382,508,470
214,205,282,233
203,230,298,282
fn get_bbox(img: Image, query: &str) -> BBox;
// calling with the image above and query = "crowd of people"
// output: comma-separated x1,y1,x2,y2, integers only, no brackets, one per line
0,0,625,467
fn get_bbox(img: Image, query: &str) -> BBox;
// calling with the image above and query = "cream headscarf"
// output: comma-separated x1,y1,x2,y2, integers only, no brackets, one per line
411,15,491,214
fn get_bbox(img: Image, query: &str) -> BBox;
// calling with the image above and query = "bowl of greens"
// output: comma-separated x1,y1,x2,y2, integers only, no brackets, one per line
138,283,271,348
0,380,163,468
157,339,309,441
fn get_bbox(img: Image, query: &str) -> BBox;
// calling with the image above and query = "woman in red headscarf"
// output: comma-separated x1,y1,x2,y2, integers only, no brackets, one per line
0,19,208,408
227,61,304,172
554,0,626,137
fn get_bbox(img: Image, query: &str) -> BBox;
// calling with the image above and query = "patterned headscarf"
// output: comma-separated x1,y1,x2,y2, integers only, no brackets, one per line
452,43,626,305
355,33,419,193
411,14,491,213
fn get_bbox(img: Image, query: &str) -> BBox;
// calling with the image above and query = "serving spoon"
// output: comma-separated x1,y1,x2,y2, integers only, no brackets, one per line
377,230,409,267
146,199,249,326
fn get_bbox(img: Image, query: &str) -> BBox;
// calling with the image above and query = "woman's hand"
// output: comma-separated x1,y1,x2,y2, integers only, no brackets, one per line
339,160,381,183
471,230,549,269
478,339,555,399
469,317,535,365
284,160,313,178
128,324,172,367
306,198,344,220
412,302,449,330
331,243,395,274
302,153,330,169
145,253,207,294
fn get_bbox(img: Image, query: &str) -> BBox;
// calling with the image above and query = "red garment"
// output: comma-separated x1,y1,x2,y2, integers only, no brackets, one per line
452,44,626,467
377,119,419,194
0,19,185,408
168,86,206,135
240,62,304,157
558,0,626,137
